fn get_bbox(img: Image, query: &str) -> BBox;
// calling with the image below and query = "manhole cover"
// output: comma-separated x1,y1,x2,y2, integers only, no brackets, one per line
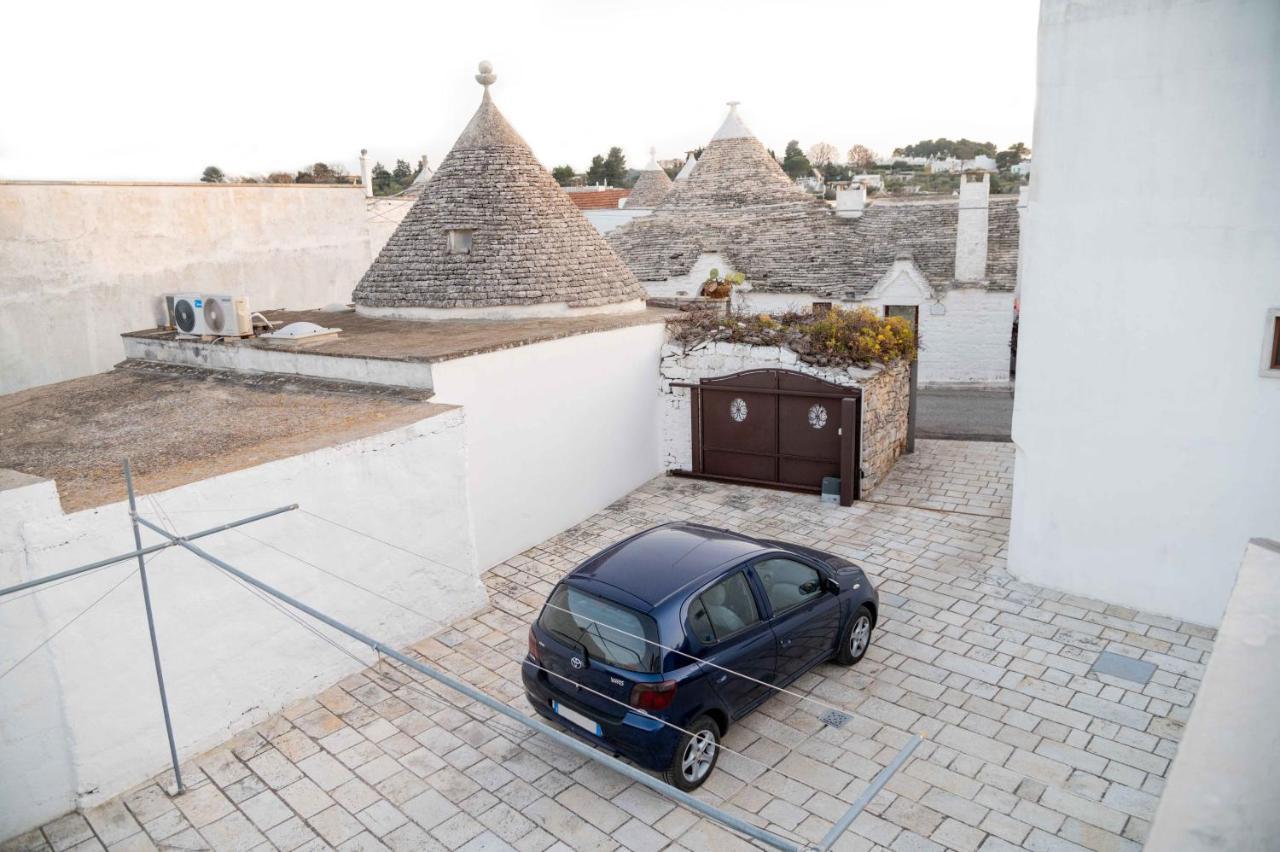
1090,650,1157,685
819,709,853,729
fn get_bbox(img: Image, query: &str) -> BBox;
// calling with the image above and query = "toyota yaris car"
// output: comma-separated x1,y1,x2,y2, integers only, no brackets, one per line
522,522,878,790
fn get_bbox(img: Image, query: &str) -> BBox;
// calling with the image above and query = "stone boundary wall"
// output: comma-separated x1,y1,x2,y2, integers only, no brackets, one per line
658,338,910,494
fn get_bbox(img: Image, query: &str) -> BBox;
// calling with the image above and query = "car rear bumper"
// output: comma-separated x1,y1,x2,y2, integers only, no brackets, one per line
521,659,679,772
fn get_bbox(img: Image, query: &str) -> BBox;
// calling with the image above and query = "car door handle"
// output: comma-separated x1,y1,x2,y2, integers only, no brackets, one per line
715,674,728,684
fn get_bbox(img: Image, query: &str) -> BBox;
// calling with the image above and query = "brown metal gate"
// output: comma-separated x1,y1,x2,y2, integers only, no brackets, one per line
672,369,862,506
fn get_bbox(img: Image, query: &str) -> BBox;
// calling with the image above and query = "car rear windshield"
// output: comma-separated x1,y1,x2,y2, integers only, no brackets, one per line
539,585,660,673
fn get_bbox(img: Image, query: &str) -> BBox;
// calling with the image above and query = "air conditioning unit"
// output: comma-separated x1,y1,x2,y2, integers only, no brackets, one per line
164,293,254,337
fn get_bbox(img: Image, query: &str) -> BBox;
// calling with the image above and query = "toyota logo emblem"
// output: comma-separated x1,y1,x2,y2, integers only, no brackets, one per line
570,656,584,670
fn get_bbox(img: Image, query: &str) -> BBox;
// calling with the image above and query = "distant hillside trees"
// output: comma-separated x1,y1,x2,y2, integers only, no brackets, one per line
894,138,997,160
847,144,876,170
200,166,225,183
996,142,1030,170
551,165,576,186
806,142,839,168
586,147,628,187
781,141,813,178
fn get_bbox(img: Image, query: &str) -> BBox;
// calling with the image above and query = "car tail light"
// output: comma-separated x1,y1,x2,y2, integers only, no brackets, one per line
527,628,539,663
630,680,677,712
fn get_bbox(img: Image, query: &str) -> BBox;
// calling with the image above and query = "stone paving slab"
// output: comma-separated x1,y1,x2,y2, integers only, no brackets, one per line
866,440,1014,519
7,443,1211,852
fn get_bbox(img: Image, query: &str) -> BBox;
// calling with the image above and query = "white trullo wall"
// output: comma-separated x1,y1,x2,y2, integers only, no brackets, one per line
1008,0,1280,624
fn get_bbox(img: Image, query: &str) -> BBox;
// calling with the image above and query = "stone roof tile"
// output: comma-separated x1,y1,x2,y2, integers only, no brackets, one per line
353,65,645,311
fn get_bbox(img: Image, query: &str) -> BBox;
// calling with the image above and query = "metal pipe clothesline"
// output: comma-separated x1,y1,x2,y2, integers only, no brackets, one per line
0,502,299,599
133,512,818,852
3,460,920,851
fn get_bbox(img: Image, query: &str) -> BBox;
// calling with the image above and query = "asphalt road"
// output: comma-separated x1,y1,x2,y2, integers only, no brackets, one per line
916,387,1014,441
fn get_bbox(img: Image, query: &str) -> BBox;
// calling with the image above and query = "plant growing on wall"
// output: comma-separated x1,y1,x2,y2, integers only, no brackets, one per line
670,305,916,368
701,269,745,299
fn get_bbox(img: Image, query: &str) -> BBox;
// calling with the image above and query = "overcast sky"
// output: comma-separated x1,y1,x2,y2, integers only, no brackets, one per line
0,0,1038,182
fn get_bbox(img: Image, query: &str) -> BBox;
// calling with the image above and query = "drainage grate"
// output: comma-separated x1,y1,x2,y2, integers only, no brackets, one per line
1090,650,1157,685
819,709,853,729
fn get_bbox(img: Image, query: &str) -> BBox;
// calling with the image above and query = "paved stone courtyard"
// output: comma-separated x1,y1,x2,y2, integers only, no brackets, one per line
5,441,1212,852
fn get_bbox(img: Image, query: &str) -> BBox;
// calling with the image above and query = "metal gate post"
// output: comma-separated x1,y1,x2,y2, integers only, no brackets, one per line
123,460,184,793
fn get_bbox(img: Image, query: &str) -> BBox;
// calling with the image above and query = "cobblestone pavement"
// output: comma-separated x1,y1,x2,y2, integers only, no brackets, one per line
867,441,1014,519
7,444,1211,852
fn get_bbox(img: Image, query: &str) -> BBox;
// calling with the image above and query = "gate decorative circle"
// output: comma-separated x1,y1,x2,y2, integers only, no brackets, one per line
729,398,748,422
808,403,828,429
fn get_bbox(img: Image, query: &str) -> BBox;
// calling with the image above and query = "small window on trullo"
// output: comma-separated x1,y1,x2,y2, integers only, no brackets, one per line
447,229,474,254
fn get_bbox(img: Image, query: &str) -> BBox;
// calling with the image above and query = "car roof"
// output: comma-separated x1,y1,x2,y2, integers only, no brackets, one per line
566,522,769,608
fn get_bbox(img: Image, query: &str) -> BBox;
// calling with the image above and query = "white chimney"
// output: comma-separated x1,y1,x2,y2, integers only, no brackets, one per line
954,171,990,281
359,149,373,199
835,183,867,219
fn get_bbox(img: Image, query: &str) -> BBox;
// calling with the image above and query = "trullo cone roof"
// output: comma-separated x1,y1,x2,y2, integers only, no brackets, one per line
353,64,646,312
625,148,673,208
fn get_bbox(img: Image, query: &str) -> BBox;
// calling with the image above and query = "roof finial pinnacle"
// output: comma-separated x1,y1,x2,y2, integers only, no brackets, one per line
649,146,656,159
475,60,496,90
727,100,740,111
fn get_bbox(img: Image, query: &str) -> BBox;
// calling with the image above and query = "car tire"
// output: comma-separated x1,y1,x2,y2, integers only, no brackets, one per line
836,605,874,666
662,715,720,791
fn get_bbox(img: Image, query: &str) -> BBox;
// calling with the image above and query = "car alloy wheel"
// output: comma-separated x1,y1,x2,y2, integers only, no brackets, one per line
681,729,717,784
849,614,872,658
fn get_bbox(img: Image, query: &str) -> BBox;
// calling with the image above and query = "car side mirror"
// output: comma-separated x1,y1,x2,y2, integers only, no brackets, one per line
822,576,840,594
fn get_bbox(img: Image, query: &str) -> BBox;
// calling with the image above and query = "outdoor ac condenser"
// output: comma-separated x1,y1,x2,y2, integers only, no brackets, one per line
165,293,254,337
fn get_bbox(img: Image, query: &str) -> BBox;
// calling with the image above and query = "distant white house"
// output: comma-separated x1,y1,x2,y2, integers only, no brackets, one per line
929,155,997,173
1010,160,1031,176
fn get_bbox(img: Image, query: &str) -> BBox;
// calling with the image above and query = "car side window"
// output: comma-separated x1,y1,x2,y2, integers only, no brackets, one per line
756,558,823,615
687,571,760,643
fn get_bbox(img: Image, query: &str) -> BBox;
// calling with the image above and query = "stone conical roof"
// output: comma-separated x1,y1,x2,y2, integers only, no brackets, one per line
624,147,673,208
675,152,697,181
353,63,646,317
400,155,434,198
659,102,809,210
607,100,1020,299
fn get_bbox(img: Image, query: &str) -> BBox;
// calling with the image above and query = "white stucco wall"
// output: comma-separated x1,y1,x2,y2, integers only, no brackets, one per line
644,252,735,299
0,182,372,395
735,287,1014,386
429,323,668,570
582,208,651,235
0,409,484,838
1146,539,1280,850
1008,0,1280,624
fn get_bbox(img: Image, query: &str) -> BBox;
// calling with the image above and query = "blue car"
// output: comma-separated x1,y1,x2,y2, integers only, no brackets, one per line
522,521,878,790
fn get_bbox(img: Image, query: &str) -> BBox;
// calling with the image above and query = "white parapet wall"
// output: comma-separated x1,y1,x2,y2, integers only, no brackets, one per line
429,322,668,570
1146,539,1280,850
0,409,485,839
0,182,373,395
657,339,910,495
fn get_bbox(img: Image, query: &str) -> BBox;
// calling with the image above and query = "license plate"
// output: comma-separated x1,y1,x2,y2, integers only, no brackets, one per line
552,700,603,736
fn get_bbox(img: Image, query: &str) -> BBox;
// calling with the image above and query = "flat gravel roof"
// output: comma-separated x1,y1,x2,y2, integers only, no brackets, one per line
0,361,450,512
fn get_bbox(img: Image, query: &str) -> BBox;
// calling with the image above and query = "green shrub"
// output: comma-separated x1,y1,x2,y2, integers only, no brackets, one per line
670,305,916,367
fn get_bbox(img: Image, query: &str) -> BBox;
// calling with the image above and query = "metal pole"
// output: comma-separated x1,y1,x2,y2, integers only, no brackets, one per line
0,503,298,599
123,460,184,794
134,513,805,852
817,733,923,851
